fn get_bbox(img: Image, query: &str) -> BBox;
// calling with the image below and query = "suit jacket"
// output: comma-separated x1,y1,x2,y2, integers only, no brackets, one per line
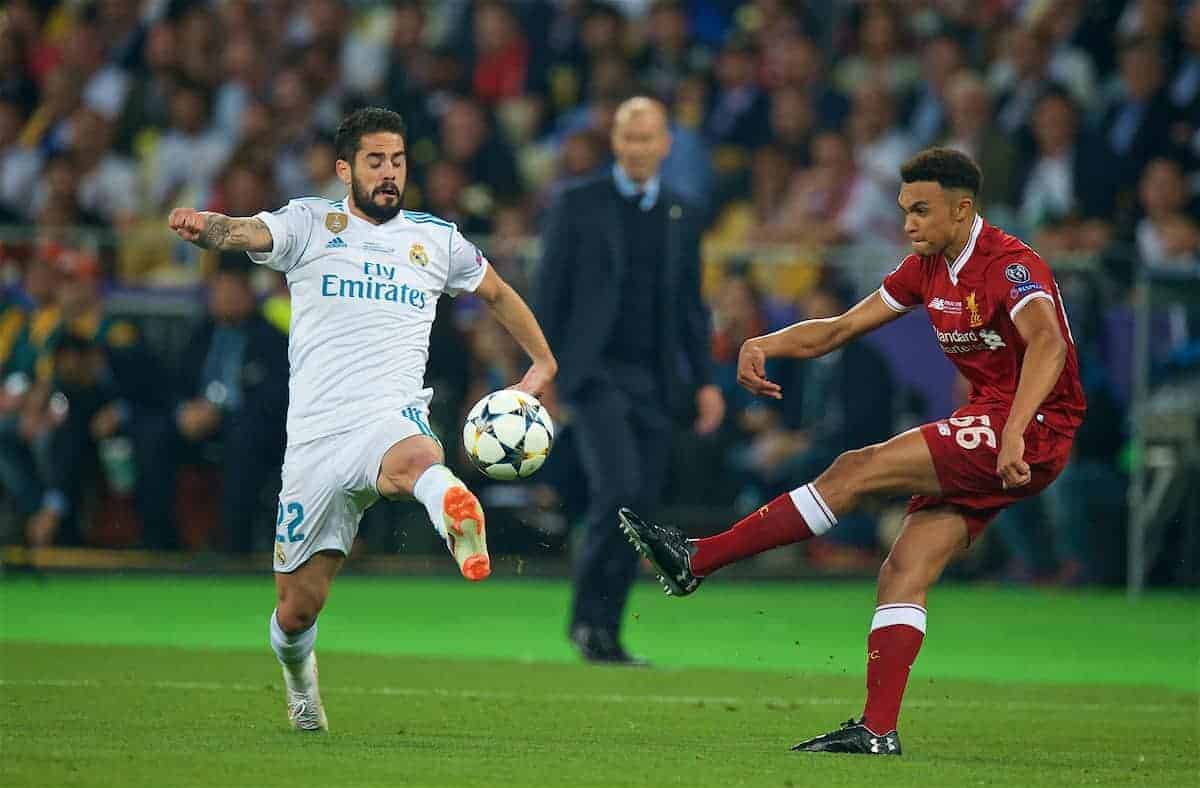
535,172,712,421
176,313,289,428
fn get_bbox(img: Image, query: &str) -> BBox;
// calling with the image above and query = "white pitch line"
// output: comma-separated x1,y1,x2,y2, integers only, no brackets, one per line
0,678,1188,714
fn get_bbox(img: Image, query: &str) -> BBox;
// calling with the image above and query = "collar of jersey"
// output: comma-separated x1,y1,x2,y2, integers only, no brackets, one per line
612,164,661,211
946,214,984,285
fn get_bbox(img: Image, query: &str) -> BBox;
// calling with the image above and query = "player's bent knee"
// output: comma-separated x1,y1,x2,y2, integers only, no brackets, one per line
275,583,328,633
378,438,443,497
826,445,878,486
275,604,319,634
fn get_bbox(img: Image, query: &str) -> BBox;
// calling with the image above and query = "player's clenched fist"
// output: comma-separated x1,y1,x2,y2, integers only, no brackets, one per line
168,208,206,241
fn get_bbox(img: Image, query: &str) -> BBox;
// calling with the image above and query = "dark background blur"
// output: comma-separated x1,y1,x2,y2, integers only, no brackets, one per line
0,0,1196,591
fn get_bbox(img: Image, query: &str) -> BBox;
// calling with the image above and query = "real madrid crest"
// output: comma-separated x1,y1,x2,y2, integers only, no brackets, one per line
409,243,429,267
325,212,348,233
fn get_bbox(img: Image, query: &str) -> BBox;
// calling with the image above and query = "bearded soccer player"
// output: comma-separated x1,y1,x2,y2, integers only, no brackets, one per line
619,147,1084,754
168,107,556,732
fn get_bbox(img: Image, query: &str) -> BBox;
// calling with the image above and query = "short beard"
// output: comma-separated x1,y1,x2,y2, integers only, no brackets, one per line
351,176,403,223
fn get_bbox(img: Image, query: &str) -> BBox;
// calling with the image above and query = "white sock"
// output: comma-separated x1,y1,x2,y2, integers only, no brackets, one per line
412,464,458,540
270,609,317,691
787,483,838,535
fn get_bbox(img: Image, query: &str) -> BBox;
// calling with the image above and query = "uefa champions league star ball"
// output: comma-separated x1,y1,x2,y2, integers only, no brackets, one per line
462,389,555,480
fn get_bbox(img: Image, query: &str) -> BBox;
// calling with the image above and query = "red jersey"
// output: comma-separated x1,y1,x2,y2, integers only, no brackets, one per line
879,216,1086,436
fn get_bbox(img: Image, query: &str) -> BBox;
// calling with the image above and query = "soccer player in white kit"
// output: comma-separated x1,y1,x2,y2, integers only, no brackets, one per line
168,108,557,731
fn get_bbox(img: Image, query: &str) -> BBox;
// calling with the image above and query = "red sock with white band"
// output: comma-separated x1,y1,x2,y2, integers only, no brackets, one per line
689,484,837,577
862,603,927,734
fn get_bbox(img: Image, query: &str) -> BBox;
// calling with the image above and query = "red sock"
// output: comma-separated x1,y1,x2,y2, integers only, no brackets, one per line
862,604,927,734
690,485,836,576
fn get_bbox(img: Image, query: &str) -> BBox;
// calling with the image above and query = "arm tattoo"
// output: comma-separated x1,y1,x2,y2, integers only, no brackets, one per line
197,216,233,249
197,215,270,251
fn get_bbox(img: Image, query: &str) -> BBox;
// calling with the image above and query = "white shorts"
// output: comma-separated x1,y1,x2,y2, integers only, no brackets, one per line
272,402,439,573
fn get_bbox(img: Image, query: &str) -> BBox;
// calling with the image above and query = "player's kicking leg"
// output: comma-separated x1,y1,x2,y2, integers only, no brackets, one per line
619,427,940,595
619,427,950,754
272,550,343,731
377,435,490,581
790,505,966,754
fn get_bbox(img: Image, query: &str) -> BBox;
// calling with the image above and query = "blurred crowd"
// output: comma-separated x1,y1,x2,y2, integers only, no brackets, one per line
1,0,1197,584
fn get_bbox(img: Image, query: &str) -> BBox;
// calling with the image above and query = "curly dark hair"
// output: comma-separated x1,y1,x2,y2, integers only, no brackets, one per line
333,107,407,164
900,147,983,196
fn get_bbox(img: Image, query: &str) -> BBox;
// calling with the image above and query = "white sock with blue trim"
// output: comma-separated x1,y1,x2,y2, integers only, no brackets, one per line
270,609,317,691
413,464,457,540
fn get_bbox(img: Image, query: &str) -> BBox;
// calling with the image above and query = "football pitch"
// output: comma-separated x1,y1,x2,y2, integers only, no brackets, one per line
1,575,1196,787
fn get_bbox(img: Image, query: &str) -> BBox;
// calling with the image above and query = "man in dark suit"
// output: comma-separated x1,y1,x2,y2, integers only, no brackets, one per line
537,96,725,664
174,256,289,553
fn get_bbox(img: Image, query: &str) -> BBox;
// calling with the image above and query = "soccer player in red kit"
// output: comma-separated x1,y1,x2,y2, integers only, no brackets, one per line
618,147,1085,755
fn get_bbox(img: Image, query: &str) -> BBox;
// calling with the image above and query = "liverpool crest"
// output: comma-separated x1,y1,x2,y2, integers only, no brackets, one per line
966,291,983,327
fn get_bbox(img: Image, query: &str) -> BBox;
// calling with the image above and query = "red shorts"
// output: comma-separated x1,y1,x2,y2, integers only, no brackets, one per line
907,403,1074,539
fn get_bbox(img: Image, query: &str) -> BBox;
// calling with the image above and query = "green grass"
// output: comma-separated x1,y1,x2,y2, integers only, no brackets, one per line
1,576,1197,787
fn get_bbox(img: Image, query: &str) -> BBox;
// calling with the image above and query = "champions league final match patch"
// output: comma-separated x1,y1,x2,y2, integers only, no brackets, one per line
1004,263,1031,283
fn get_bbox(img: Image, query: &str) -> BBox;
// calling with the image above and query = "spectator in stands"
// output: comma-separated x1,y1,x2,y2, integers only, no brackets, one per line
116,21,179,151
990,25,1059,150
210,156,276,227
1088,38,1174,222
758,130,897,246
267,68,319,200
1136,157,1200,272
636,0,709,103
424,159,492,236
941,71,1021,213
149,80,232,211
1168,2,1200,149
902,34,964,148
35,153,107,232
766,86,816,167
382,0,440,149
173,257,288,554
0,20,37,113
847,79,914,191
1031,1,1099,112
0,94,41,221
20,64,82,154
704,36,769,150
833,3,920,98
440,96,521,204
212,31,271,144
21,253,172,549
298,135,346,201
0,259,57,539
66,107,140,228
472,1,531,106
762,33,849,131
57,9,131,123
1016,88,1086,236
21,333,123,547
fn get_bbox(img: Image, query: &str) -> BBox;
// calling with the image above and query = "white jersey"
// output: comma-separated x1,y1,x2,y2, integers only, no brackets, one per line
249,197,488,446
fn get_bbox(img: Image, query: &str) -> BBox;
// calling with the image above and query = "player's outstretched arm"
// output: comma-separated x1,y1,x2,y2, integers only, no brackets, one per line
168,208,273,253
736,292,902,398
475,265,558,397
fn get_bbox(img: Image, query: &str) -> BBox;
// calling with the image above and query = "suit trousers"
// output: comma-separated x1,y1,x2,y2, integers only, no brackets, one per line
568,372,673,636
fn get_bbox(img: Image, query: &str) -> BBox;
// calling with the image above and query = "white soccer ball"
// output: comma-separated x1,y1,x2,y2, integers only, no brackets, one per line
462,389,555,480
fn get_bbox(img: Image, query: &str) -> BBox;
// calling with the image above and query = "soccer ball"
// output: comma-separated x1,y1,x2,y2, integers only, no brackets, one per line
462,390,554,480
